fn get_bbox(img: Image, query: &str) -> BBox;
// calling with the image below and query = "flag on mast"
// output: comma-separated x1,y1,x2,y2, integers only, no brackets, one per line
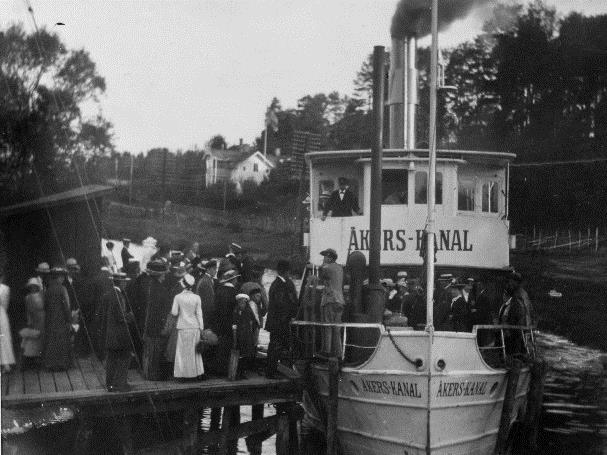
265,106,279,132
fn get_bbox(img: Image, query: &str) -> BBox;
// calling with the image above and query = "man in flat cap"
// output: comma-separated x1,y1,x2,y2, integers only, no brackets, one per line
319,249,344,355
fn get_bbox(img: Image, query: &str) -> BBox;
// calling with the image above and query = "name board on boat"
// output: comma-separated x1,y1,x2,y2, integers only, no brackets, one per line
360,379,422,398
309,214,510,269
435,380,489,398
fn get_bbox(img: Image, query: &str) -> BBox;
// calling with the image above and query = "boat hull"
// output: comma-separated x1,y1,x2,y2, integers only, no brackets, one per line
303,330,531,455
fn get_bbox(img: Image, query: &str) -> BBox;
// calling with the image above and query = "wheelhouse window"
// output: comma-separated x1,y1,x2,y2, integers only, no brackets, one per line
482,181,499,213
318,179,335,212
414,171,443,205
458,179,475,211
382,170,408,205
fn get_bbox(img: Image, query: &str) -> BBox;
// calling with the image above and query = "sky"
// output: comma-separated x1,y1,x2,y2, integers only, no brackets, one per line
3,0,607,154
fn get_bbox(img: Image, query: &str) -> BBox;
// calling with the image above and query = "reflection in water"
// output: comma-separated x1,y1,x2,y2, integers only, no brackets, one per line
536,333,607,455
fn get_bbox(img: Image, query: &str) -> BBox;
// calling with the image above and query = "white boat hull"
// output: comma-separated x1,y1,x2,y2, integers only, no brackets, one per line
302,329,531,455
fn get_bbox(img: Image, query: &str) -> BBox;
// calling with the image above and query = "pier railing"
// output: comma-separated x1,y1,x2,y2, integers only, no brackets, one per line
290,321,382,366
474,324,537,368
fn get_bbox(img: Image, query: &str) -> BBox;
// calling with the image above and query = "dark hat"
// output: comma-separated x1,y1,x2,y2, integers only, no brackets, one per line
146,259,169,276
320,248,338,260
206,259,218,269
276,259,290,273
338,177,349,185
508,271,523,282
220,269,241,283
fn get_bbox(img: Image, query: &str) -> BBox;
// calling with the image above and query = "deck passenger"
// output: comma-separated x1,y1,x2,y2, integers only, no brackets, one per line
265,260,298,378
233,293,259,378
171,274,204,380
319,249,344,356
121,238,134,272
103,241,119,273
507,272,534,327
20,278,45,370
321,177,361,220
43,267,73,371
449,279,473,332
104,273,135,392
196,259,217,329
34,262,50,291
141,259,171,380
498,287,526,355
0,273,15,373
213,269,241,375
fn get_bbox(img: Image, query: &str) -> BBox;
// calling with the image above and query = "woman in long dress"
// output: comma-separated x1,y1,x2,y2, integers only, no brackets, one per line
43,268,73,371
171,274,204,379
20,278,45,369
0,273,16,373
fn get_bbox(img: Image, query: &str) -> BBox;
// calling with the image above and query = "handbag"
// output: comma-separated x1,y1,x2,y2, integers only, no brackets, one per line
201,329,219,346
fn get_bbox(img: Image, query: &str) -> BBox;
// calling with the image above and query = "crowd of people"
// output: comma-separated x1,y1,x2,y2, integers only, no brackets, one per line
0,239,299,392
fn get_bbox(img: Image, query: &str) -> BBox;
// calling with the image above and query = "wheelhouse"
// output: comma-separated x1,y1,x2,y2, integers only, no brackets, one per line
306,148,514,270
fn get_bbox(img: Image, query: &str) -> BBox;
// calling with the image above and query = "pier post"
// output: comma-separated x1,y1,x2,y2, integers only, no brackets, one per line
219,405,240,455
326,357,340,455
246,404,265,455
495,359,521,454
183,407,200,455
523,360,547,451
276,413,290,455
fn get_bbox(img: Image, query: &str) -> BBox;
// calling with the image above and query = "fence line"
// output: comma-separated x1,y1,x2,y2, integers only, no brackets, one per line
513,225,605,253
106,201,298,234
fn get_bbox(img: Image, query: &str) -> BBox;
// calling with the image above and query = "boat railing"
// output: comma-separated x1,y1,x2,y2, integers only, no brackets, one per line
473,324,537,368
290,321,383,366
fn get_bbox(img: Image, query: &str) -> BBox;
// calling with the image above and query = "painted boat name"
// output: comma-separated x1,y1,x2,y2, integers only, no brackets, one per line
435,380,488,398
348,228,473,252
360,379,422,398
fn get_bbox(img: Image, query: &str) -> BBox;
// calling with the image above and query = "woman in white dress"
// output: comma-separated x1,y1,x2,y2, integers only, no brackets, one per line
171,274,204,379
0,273,16,372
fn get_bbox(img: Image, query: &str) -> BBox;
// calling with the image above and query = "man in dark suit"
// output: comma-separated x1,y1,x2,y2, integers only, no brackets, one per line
121,239,134,271
265,259,298,378
321,177,361,220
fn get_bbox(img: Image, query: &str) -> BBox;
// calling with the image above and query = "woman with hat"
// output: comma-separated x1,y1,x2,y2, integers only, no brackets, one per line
43,267,73,371
20,278,45,370
171,274,204,379
0,272,15,373
233,293,259,378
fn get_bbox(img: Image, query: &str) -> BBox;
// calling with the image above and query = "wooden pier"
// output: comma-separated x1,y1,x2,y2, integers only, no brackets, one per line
1,356,303,454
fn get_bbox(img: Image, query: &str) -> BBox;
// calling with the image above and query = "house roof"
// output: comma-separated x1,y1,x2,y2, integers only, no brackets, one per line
0,185,114,219
205,148,250,163
248,151,276,169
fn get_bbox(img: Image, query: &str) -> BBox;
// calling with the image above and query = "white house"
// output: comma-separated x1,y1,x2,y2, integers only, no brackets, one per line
230,151,275,192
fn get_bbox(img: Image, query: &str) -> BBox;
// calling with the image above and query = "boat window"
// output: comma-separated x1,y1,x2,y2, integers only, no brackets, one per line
458,179,475,211
414,171,443,205
482,181,499,213
382,170,408,205
318,179,335,212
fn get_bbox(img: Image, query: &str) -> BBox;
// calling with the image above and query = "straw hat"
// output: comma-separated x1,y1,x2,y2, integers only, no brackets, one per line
36,262,50,274
220,269,241,284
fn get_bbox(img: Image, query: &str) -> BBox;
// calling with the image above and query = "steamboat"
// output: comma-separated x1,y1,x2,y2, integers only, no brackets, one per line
290,2,540,454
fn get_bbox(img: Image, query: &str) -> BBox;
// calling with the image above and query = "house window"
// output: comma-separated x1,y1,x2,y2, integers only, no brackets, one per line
254,163,259,172
458,178,475,211
482,181,499,213
414,171,442,204
382,170,407,204
243,166,246,171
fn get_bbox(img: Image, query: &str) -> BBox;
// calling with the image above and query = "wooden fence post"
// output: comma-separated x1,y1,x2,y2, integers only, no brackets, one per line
595,226,599,253
554,230,558,248
276,413,290,455
587,227,591,250
568,230,572,252
578,230,582,249
538,230,542,250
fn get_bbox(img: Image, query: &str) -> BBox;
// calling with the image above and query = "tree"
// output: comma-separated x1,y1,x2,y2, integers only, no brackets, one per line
0,24,113,201
207,134,227,150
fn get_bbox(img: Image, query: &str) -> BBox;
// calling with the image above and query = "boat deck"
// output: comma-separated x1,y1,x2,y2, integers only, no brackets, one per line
1,356,302,414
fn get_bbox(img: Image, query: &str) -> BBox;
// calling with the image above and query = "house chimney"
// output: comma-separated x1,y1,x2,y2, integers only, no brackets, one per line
239,138,243,147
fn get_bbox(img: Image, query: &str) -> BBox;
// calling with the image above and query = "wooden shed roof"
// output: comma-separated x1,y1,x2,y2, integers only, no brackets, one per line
0,185,114,219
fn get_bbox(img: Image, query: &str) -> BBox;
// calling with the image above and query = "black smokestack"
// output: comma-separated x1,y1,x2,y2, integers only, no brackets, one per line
391,0,489,38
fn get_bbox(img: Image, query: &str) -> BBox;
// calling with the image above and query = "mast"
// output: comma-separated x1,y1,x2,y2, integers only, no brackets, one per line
425,0,438,331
